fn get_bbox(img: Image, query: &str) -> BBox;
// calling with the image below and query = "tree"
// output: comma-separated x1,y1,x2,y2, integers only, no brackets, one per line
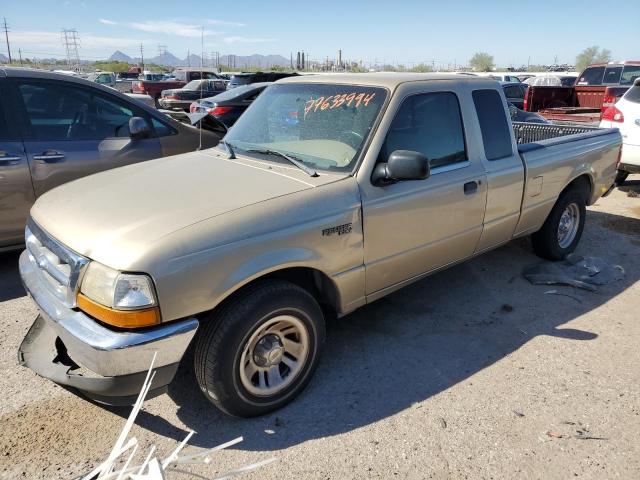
575,46,612,72
410,63,434,73
469,52,494,72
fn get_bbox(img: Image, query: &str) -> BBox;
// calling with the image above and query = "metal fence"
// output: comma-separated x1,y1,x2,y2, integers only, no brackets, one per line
512,122,600,144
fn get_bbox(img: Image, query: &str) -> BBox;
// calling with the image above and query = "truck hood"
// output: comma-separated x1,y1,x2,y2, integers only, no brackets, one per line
30,149,342,268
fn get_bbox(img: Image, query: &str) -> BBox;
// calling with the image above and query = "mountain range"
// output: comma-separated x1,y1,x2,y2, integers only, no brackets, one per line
109,50,291,69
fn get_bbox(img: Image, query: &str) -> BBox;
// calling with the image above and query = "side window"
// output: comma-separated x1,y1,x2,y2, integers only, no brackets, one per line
18,81,143,141
578,66,605,85
472,89,513,161
602,66,623,85
504,86,523,99
380,92,467,170
0,86,15,140
151,117,177,137
621,65,640,85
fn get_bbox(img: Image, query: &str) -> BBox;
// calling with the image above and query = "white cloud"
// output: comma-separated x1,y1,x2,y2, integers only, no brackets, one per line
100,19,224,38
11,30,148,56
205,19,246,27
223,36,274,44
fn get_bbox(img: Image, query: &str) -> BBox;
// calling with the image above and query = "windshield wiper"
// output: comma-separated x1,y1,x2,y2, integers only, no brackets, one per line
245,148,318,177
219,140,236,159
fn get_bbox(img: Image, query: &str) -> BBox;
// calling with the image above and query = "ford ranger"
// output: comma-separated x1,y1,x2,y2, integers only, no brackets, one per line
18,74,621,417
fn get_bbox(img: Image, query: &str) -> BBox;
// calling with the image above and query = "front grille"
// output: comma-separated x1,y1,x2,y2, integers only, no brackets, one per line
25,219,89,307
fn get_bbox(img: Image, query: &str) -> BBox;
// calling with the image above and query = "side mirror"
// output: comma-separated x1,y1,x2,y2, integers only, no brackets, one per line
372,150,430,186
129,117,151,140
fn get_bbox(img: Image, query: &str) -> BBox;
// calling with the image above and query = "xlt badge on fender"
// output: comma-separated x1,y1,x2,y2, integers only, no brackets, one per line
322,223,353,236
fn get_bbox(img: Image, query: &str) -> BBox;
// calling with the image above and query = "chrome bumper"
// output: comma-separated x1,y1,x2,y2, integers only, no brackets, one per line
19,250,199,378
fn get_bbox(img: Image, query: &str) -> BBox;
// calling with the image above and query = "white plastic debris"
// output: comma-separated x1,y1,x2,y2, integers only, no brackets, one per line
81,353,276,480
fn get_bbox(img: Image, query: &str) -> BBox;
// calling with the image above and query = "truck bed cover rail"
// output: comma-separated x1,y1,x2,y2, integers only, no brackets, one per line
512,122,600,145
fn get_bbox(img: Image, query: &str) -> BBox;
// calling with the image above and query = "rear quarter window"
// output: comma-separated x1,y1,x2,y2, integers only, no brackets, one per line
472,89,513,161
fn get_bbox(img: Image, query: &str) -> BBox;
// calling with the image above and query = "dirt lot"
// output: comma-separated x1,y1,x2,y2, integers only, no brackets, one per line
1,186,639,480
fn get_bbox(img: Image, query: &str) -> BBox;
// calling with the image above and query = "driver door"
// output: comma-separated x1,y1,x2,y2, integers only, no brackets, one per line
13,79,162,197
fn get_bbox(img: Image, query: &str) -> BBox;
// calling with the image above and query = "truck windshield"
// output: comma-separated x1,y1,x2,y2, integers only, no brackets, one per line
224,83,387,172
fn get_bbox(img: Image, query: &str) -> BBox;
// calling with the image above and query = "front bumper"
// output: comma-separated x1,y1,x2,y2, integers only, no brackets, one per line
619,143,640,173
18,250,199,404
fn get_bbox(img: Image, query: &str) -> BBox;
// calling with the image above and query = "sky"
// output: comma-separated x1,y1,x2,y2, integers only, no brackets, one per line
2,0,639,67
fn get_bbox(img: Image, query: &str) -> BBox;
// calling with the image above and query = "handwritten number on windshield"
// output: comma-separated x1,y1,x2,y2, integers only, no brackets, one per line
304,92,376,118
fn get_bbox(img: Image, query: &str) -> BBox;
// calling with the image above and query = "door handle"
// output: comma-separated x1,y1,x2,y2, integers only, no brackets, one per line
33,150,66,163
464,181,479,195
0,155,21,166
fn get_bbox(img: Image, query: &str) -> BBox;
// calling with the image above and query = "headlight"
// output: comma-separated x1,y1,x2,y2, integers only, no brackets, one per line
78,262,160,328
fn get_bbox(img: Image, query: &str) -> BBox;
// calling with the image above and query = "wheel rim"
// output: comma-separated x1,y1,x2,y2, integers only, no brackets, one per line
557,202,580,249
239,315,310,397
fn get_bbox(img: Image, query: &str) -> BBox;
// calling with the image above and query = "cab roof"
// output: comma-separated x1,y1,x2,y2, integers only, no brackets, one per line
277,72,494,89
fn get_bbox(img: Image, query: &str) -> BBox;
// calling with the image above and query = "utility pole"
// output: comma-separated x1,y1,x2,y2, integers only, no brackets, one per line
61,29,80,71
139,43,145,71
18,48,22,66
187,49,190,67
2,18,11,63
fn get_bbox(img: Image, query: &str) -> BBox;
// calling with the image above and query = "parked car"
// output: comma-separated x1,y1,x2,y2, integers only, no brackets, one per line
17,74,620,417
600,78,640,183
487,73,522,83
189,82,271,133
524,61,640,123
132,68,221,105
523,75,577,87
516,74,535,83
501,82,527,109
0,67,220,250
227,71,298,88
86,71,116,88
158,79,227,111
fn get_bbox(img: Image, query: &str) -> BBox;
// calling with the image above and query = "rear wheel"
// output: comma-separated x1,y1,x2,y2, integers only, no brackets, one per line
531,187,587,260
193,280,325,417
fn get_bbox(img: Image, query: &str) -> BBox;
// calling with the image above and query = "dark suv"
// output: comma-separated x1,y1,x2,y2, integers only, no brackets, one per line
227,71,298,89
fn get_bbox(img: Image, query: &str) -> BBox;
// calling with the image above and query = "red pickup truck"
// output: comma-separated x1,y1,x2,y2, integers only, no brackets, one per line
132,68,221,105
524,61,640,124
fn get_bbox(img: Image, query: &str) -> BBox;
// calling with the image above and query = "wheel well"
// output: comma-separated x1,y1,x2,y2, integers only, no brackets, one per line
218,267,340,317
564,174,592,203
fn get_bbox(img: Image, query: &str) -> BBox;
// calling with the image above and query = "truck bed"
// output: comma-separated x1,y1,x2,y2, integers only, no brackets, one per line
512,122,600,144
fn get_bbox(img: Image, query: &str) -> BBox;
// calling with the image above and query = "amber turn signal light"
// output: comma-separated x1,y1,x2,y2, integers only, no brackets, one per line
77,293,161,328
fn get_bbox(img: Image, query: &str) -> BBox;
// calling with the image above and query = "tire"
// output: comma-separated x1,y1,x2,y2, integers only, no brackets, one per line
615,171,629,185
531,187,587,260
193,280,325,417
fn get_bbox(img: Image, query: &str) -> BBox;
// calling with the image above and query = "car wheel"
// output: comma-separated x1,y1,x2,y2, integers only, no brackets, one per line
193,280,325,417
531,187,587,260
615,171,629,185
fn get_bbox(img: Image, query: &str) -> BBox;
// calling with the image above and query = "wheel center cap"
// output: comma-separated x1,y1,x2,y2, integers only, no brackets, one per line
253,334,284,367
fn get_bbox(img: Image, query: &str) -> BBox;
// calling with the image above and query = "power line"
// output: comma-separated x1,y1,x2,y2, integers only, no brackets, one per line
2,17,11,63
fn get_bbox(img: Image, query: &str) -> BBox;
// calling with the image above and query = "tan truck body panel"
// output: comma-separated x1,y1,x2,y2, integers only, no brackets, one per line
29,74,620,322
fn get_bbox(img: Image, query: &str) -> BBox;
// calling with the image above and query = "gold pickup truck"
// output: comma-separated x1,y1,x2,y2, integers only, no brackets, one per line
18,74,621,417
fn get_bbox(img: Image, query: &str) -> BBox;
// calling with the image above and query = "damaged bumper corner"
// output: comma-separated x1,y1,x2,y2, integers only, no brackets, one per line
18,250,199,405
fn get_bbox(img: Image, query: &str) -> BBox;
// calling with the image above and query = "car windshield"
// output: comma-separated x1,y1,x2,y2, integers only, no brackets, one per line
224,83,387,172
184,80,203,90
230,75,253,86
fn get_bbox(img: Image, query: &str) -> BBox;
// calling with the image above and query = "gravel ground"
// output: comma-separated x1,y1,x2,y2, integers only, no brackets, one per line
0,185,639,480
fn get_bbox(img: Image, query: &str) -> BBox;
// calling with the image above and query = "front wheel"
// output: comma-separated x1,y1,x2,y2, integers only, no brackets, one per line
531,188,587,260
193,280,325,417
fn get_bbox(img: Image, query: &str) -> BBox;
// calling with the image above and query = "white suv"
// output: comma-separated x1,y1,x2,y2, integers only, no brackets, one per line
600,78,640,183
